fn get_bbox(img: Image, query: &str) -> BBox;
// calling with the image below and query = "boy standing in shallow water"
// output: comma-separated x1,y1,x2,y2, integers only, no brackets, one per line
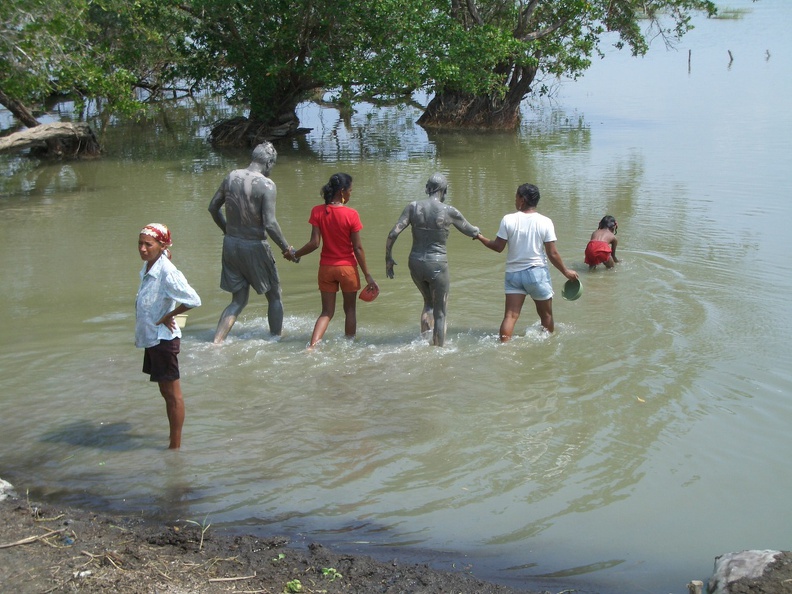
584,215,619,270
136,224,201,449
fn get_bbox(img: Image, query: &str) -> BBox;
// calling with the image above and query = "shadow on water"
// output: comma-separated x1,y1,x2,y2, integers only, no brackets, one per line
40,420,147,451
3,6,792,590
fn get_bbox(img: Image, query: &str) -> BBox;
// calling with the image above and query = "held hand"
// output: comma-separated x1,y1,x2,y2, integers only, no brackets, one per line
385,258,396,279
282,247,300,263
365,274,379,291
564,269,579,281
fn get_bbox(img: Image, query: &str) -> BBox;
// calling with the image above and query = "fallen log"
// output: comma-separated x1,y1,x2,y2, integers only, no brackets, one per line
0,122,101,158
209,115,311,147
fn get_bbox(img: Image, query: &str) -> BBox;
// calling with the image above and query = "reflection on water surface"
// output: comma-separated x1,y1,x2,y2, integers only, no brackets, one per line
2,3,792,592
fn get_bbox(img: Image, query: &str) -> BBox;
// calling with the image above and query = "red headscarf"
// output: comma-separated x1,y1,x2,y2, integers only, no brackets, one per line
140,223,172,247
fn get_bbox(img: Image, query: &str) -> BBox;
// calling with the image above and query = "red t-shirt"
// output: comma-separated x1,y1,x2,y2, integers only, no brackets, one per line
309,204,363,266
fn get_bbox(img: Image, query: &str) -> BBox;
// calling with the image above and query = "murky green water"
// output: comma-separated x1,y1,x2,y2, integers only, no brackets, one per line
2,1,791,592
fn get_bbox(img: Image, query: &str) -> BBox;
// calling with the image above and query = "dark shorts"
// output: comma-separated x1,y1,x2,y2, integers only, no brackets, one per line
220,235,280,295
142,338,180,382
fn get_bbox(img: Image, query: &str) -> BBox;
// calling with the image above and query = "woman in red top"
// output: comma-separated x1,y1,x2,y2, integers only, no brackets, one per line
290,173,378,348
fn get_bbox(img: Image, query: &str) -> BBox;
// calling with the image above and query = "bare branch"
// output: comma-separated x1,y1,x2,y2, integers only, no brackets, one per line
520,0,541,25
515,0,542,38
465,0,483,26
520,19,567,43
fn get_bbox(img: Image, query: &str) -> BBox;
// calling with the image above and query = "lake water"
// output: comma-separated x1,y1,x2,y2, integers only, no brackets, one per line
2,1,791,592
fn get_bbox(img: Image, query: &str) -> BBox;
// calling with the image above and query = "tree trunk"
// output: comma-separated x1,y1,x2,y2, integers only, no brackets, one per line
0,87,100,158
417,64,537,131
209,111,311,147
0,122,101,158
417,91,523,130
0,87,41,128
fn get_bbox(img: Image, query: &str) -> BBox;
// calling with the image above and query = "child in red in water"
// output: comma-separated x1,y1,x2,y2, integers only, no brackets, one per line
584,215,619,270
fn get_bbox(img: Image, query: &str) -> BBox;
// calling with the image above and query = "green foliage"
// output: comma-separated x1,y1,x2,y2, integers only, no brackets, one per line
430,24,529,97
1,0,84,101
1,0,720,130
181,0,442,123
424,0,718,100
1,0,193,119
321,567,343,581
184,515,211,551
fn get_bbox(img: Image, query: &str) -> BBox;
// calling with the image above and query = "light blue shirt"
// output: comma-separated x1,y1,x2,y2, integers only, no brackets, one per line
135,255,201,348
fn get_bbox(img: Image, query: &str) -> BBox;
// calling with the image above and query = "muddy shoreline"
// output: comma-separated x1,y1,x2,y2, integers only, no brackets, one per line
1,480,568,594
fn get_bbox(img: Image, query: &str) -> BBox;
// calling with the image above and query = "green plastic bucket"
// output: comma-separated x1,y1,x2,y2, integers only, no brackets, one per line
561,278,583,301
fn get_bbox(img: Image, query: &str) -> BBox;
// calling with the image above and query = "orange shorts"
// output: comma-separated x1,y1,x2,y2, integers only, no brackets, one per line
318,265,360,293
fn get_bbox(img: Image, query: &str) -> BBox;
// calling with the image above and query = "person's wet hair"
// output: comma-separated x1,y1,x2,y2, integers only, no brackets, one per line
252,141,277,167
517,183,540,207
598,215,618,233
425,173,448,197
322,173,353,206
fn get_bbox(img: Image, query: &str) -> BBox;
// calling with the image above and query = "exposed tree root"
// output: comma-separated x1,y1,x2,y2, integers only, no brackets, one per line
209,116,311,147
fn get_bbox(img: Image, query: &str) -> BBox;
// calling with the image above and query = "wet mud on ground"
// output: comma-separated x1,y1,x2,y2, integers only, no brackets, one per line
0,489,556,594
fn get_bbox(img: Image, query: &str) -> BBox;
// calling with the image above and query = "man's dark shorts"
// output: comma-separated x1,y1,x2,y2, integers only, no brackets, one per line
220,235,280,295
142,338,180,382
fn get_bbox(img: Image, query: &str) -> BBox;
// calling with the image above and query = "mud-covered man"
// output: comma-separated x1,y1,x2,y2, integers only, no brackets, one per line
208,142,294,343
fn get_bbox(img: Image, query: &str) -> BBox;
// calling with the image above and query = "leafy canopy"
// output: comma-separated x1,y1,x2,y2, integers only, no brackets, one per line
1,0,720,127
424,0,718,98
181,0,443,121
1,0,192,118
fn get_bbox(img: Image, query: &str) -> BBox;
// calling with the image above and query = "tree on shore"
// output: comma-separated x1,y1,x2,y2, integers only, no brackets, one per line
0,0,192,157
417,0,717,130
181,0,439,146
3,0,438,151
180,0,720,142
2,0,722,153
